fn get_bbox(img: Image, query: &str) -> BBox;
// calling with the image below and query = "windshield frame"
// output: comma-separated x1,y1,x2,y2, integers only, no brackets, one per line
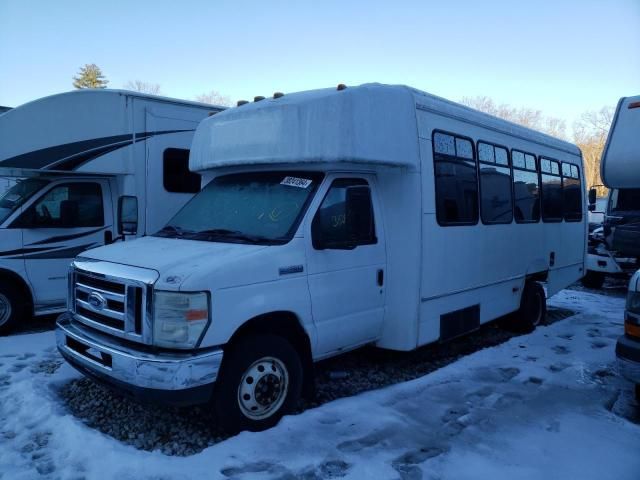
154,170,325,245
0,178,50,226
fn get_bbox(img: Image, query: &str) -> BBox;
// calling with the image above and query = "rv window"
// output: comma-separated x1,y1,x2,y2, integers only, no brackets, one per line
478,142,513,224
312,178,376,249
163,148,201,194
16,182,104,228
541,158,563,222
433,131,478,226
512,149,540,223
562,162,582,222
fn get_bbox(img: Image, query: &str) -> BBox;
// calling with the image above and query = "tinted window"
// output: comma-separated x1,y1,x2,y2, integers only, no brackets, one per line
540,158,563,221
17,183,103,228
478,142,512,224
312,178,376,249
512,150,540,223
562,162,582,221
610,188,640,212
433,132,478,225
163,148,201,194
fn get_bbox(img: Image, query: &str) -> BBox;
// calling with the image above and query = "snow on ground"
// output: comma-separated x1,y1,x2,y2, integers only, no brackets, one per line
1,290,639,480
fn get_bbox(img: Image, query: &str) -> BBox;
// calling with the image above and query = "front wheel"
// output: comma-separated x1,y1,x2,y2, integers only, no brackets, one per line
0,283,24,336
214,334,303,433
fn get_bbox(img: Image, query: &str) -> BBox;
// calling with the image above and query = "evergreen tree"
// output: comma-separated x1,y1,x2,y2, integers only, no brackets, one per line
72,64,109,89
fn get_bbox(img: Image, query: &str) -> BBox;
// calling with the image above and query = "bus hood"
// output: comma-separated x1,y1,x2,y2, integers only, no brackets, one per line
80,236,271,289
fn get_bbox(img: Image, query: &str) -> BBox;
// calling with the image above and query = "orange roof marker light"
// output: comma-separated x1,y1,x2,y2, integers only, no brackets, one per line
237,100,249,106
337,83,347,91
273,92,284,99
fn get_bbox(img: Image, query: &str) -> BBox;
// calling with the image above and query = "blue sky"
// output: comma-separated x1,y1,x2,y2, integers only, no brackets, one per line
1,0,638,127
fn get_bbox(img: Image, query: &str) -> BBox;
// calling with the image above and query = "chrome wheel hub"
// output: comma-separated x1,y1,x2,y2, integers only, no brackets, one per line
238,356,288,420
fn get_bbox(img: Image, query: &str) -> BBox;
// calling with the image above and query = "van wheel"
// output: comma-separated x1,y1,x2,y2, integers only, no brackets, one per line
501,281,546,333
214,334,303,433
0,284,23,335
581,271,605,289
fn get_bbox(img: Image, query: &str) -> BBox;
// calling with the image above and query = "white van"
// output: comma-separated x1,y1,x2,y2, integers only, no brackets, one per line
0,90,223,333
600,95,640,400
56,84,586,432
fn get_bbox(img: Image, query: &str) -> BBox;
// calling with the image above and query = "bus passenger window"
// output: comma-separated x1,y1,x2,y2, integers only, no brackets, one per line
562,162,582,222
478,142,513,224
512,150,540,223
433,131,478,226
540,158,563,222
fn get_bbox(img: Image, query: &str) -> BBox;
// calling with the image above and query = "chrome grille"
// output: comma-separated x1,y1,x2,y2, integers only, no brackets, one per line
72,269,146,340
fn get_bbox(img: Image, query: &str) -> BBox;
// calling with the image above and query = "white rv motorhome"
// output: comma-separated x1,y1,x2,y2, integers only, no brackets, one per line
56,84,586,432
598,95,640,400
0,90,223,333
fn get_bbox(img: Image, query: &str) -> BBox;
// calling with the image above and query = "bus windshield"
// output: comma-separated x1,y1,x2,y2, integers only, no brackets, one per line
155,171,323,245
0,178,49,225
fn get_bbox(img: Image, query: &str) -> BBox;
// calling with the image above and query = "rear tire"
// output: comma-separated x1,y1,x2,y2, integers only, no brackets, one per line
504,281,547,333
213,334,303,433
0,283,24,336
581,270,605,289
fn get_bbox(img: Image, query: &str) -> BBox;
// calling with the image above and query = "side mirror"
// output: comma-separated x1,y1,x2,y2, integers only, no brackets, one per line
118,196,138,236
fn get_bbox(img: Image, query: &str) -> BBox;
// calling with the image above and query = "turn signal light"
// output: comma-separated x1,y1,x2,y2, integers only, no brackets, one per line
625,321,640,339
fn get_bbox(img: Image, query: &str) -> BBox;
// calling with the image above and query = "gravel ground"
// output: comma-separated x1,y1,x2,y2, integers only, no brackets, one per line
56,304,578,457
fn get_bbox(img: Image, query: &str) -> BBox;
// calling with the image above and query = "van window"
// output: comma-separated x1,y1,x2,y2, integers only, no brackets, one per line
512,150,540,223
163,148,201,194
562,162,582,222
312,178,376,249
433,131,478,226
540,157,563,222
15,183,104,228
478,142,513,224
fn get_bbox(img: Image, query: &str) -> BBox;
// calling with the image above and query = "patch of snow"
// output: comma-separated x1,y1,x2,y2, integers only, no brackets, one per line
0,290,638,479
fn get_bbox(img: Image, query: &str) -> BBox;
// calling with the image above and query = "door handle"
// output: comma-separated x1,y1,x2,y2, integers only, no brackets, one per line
377,269,384,286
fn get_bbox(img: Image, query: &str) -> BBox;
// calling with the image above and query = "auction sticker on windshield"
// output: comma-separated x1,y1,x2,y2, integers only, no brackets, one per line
281,176,312,188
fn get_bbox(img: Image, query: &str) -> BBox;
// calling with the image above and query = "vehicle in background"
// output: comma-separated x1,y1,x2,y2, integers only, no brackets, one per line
0,90,223,334
56,83,586,432
596,94,640,401
587,194,607,230
583,187,640,288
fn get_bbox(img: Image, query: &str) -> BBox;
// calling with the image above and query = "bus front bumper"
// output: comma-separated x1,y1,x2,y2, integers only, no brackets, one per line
56,314,223,406
616,334,640,385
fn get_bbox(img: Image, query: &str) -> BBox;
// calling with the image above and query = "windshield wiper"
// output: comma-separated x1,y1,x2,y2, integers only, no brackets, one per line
156,225,193,237
191,228,270,243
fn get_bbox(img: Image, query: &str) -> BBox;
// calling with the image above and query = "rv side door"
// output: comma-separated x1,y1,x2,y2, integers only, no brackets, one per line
16,179,114,312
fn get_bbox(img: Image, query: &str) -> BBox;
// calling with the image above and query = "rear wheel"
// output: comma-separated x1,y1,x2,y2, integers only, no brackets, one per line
581,270,605,289
214,334,303,433
0,283,24,336
503,281,546,333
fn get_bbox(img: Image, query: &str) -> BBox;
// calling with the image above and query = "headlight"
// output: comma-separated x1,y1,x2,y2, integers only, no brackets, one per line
626,291,640,315
153,291,210,349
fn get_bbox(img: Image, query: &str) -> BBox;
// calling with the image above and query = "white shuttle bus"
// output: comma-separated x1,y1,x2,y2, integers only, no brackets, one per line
0,90,223,333
56,84,586,432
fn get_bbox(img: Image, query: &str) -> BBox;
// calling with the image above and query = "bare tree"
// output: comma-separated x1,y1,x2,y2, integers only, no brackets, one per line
573,106,615,195
195,90,233,107
123,80,162,95
460,96,567,140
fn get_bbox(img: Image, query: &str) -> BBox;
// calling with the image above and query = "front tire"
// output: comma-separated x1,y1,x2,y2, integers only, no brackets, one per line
0,283,24,336
214,334,303,433
581,270,605,289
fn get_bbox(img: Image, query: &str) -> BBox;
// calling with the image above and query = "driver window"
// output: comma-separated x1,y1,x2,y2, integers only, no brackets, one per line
23,183,104,228
312,178,376,249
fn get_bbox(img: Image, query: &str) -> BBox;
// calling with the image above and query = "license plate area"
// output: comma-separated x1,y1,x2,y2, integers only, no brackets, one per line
66,336,113,369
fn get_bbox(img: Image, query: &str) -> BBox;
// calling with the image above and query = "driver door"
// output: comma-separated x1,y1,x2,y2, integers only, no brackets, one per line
17,180,113,311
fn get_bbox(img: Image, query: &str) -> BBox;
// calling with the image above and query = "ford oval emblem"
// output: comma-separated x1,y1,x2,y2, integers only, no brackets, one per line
87,292,107,311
